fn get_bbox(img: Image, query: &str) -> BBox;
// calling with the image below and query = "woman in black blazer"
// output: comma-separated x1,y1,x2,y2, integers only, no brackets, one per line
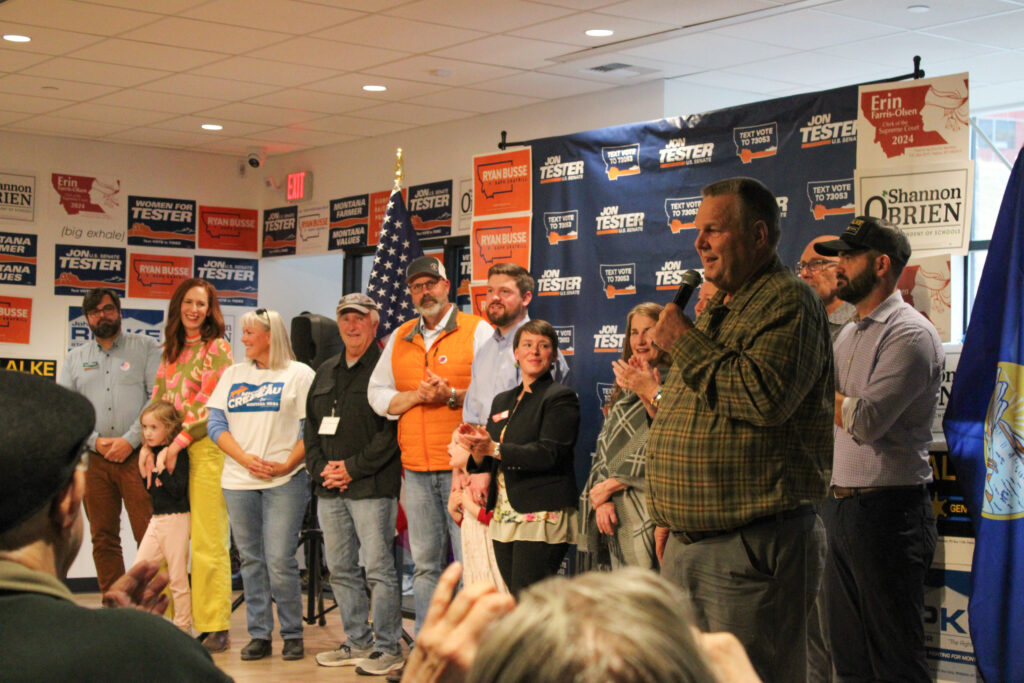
458,319,580,596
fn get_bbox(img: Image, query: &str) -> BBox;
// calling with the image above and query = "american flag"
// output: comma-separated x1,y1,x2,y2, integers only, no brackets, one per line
366,189,423,338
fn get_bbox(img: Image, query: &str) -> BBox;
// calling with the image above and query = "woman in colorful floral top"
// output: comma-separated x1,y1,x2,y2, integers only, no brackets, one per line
143,278,234,652
457,319,579,596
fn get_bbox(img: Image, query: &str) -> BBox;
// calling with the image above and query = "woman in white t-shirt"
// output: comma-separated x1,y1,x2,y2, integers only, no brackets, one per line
207,308,314,663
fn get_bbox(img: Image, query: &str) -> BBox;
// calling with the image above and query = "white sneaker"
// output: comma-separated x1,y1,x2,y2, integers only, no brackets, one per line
355,650,405,676
315,643,374,667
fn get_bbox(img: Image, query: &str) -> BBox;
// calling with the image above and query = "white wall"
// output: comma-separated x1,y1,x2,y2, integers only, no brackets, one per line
0,78,667,581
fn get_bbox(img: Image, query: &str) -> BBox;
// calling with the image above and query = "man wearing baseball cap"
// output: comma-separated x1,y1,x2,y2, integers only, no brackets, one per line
0,370,230,681
305,293,405,676
814,216,943,681
368,256,491,635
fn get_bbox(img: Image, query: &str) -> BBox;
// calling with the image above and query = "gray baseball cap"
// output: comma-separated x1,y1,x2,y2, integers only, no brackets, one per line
336,292,379,316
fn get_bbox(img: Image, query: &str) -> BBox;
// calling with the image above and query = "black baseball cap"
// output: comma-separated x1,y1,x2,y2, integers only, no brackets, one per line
814,215,911,265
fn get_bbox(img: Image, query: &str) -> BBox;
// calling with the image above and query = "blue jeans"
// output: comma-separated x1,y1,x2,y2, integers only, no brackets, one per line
404,469,462,633
223,469,310,641
318,495,401,655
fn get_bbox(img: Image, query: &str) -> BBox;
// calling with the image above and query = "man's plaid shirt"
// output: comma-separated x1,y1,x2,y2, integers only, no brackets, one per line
647,256,834,532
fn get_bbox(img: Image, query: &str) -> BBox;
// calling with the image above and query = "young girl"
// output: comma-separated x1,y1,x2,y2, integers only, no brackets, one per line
134,400,192,633
447,469,508,593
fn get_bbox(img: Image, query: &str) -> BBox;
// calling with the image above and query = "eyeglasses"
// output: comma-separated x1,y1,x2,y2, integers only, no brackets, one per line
794,259,836,274
86,304,118,318
409,278,441,294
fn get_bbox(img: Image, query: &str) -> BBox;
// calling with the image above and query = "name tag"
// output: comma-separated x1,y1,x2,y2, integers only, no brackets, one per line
83,361,99,371
318,416,340,435
491,409,509,423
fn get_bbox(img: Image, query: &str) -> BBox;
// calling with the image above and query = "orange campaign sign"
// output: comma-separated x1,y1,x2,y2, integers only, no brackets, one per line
368,188,406,247
197,205,258,252
473,149,531,217
469,283,490,318
472,215,531,282
0,295,31,344
128,253,192,300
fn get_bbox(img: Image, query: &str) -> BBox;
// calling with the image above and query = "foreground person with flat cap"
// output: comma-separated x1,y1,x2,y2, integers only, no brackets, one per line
0,370,231,682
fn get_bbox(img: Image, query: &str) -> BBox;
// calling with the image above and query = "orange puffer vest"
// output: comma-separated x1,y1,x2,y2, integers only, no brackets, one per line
392,308,485,471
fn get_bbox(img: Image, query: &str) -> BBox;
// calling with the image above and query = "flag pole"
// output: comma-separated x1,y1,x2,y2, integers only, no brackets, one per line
394,147,403,191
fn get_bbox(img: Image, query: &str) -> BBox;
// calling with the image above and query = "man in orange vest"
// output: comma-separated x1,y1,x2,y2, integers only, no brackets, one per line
368,256,491,634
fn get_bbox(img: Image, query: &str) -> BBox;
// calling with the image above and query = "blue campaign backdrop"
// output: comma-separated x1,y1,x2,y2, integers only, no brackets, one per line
521,84,859,483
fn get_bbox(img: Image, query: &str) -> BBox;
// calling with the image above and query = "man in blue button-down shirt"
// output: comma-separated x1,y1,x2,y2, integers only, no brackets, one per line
58,288,162,593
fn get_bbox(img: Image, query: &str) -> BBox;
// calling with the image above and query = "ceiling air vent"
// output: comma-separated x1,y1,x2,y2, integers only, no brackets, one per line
589,62,634,73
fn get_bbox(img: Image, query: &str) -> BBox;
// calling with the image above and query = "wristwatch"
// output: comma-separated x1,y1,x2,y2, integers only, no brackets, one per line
651,388,663,409
447,386,458,409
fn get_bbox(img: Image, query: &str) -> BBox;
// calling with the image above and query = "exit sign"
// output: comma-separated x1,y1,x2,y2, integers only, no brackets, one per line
286,171,313,203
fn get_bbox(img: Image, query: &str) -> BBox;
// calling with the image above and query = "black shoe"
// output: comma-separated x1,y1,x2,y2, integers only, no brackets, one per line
240,639,272,661
282,638,305,661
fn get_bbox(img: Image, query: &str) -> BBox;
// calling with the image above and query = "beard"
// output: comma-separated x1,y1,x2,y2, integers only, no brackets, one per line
89,317,121,340
487,302,522,328
837,267,878,304
415,295,444,319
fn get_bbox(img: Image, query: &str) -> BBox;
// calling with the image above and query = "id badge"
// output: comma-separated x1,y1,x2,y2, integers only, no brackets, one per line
318,416,340,435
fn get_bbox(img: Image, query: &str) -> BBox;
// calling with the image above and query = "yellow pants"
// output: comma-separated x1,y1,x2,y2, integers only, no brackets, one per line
188,437,232,632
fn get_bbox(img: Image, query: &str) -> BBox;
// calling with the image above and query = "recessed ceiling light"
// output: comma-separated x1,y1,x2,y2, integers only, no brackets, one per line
585,29,614,37
3,34,31,43
201,123,223,131
362,84,387,92
431,68,453,78
906,4,930,12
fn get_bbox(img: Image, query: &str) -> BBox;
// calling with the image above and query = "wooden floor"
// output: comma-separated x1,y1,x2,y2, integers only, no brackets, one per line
75,590,412,682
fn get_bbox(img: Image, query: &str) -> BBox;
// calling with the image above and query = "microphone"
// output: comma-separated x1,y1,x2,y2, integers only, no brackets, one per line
672,269,703,309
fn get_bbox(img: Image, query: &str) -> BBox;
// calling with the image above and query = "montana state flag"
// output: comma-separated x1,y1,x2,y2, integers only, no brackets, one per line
943,146,1024,682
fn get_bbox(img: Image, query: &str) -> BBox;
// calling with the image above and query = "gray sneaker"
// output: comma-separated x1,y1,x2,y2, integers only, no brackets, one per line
355,650,405,676
315,643,375,667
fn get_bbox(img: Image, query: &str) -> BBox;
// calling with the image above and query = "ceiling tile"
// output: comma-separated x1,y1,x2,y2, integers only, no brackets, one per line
361,55,521,87
713,9,899,50
66,39,226,71
924,9,1024,50
0,23,105,55
820,0,1018,30
0,91,71,113
152,115,273,136
141,74,279,100
431,35,574,70
22,58,170,88
476,71,615,98
103,127,220,148
597,0,778,26
300,114,416,136
343,101,474,125
0,110,31,125
90,89,227,114
0,0,162,35
670,69,802,94
8,114,132,137
524,0,624,9
72,0,209,12
296,0,410,11
726,51,893,87
181,0,364,34
302,73,447,100
313,15,485,53
816,32,999,70
243,126,360,146
246,88,378,114
539,51,691,82
406,87,543,113
50,102,175,125
0,73,117,100
248,37,409,70
940,50,1024,86
970,77,1024,112
191,56,343,87
194,136,306,155
622,29,795,68
119,17,291,53
385,0,574,31
0,47,52,72
198,102,328,126
510,11,676,46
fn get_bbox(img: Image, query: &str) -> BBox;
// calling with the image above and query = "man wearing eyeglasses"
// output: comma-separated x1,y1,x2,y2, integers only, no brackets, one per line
368,256,491,635
58,287,161,593
798,236,856,343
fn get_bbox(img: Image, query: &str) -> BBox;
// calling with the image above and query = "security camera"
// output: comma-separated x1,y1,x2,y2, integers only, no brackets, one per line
246,147,266,169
